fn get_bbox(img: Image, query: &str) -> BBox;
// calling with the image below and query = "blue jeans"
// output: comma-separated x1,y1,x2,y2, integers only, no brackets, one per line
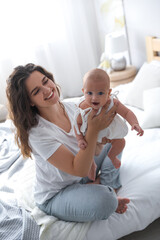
37,143,122,222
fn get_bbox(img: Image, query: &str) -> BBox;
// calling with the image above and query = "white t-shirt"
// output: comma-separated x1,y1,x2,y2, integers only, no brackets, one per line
29,102,82,204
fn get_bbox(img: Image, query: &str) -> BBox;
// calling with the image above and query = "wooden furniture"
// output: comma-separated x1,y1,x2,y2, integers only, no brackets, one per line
109,65,137,88
146,36,160,62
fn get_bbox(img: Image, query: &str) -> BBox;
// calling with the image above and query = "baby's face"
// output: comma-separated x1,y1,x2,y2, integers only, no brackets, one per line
82,78,111,110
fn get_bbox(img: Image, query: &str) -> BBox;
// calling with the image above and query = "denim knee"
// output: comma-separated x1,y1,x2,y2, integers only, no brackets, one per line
92,186,118,220
36,184,118,222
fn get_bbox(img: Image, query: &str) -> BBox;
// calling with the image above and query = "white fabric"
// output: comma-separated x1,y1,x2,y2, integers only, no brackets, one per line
0,0,102,105
141,87,160,128
0,104,8,122
125,61,160,109
13,77,160,240
84,111,160,240
32,207,91,240
15,159,91,240
74,95,128,142
150,60,160,67
29,102,81,204
15,103,160,240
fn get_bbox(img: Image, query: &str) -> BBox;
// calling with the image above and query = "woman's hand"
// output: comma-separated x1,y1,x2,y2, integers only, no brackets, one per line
48,102,117,178
87,100,117,134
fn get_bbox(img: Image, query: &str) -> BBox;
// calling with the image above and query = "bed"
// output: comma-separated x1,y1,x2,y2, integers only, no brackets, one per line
0,36,160,240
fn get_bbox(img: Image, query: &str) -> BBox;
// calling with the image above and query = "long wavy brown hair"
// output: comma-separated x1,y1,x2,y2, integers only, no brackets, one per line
6,63,61,158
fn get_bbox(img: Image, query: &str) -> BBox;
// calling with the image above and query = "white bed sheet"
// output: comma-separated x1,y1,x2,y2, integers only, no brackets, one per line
83,83,160,239
84,119,160,240
15,83,160,240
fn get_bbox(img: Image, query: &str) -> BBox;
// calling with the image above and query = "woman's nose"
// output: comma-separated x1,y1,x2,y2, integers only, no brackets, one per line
42,86,50,94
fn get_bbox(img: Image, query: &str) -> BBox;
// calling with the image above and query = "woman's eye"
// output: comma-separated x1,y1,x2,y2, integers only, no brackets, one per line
87,92,92,95
43,79,48,84
98,92,104,95
34,89,40,95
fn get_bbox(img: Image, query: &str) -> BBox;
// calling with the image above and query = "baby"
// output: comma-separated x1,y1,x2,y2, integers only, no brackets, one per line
74,68,144,180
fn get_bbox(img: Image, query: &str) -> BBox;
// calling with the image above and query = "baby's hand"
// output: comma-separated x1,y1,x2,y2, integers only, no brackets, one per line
78,139,88,149
101,137,112,144
131,124,144,136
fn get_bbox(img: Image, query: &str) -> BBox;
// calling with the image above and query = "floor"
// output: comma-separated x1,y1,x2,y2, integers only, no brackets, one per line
119,218,160,240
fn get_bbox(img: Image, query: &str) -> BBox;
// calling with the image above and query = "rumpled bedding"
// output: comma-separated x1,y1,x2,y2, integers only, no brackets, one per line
0,120,40,240
1,109,160,240
0,119,91,240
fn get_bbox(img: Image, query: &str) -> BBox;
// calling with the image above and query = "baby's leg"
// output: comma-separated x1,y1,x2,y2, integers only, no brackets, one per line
108,138,125,169
95,144,122,189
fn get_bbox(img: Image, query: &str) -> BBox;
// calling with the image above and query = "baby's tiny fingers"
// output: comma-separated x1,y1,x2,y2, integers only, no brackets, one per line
102,137,112,144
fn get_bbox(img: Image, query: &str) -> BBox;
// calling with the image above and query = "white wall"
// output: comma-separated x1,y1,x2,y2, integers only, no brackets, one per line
0,0,102,106
123,0,160,69
1,0,160,106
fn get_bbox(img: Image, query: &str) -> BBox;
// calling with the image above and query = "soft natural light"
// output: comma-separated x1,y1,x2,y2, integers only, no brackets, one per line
0,0,124,104
0,0,66,60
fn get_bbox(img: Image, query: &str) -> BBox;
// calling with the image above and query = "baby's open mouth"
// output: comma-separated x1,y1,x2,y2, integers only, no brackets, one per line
92,102,99,105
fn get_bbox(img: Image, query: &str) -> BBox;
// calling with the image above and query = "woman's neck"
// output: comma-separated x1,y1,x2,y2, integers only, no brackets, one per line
39,101,63,123
38,102,71,132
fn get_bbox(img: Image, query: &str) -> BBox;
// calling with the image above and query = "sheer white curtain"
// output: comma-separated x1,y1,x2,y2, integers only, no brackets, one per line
0,0,101,104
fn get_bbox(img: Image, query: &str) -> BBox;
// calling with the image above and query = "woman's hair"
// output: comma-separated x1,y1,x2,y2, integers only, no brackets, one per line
6,63,61,158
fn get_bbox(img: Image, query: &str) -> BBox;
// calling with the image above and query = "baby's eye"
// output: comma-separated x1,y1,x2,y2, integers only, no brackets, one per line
87,92,92,95
98,92,104,95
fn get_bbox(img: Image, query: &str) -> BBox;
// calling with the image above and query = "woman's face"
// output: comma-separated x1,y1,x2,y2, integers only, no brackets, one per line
25,71,59,109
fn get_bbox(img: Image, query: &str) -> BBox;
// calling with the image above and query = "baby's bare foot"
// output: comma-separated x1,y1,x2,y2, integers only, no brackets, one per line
108,153,121,169
116,197,130,214
112,157,121,169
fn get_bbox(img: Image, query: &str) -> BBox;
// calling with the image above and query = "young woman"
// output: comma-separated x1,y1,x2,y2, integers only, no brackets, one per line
6,63,130,222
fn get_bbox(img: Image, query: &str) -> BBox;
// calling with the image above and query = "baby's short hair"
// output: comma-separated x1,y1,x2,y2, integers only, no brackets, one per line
83,68,110,88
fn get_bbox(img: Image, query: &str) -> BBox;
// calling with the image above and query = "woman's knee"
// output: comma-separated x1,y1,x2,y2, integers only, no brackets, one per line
37,184,118,222
92,185,118,220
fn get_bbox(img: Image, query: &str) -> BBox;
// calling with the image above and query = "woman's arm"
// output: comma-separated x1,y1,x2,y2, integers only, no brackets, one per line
48,102,117,177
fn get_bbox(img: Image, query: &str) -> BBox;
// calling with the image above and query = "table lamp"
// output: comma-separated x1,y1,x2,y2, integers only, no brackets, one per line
105,32,127,71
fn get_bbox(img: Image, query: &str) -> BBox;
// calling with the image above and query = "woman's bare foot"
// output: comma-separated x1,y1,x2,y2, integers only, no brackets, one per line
93,176,100,184
116,197,130,214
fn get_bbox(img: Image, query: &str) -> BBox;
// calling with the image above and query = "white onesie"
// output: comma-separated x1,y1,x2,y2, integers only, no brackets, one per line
74,95,128,143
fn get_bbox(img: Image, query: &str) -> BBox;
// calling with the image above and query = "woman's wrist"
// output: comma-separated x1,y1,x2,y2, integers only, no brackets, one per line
85,127,98,152
87,125,99,138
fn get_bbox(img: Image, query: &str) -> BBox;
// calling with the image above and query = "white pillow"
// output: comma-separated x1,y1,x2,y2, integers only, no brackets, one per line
141,87,160,128
0,104,8,122
150,60,160,67
125,62,160,109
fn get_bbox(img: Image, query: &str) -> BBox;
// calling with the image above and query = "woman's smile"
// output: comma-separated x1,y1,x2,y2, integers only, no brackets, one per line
44,89,54,100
